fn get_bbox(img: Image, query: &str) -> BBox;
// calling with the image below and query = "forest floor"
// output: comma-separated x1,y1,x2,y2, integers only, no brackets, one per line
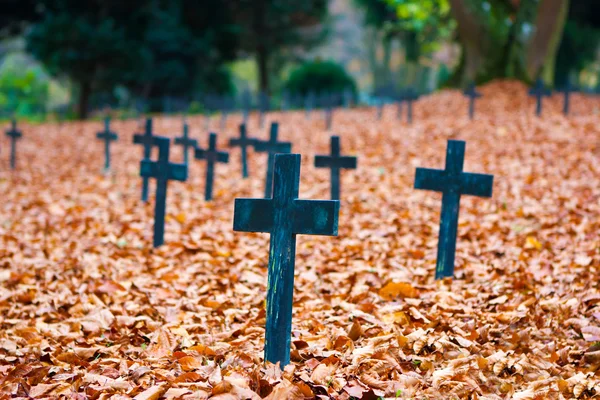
0,81,599,399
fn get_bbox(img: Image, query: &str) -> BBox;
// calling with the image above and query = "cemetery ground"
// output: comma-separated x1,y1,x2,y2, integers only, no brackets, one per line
0,81,599,399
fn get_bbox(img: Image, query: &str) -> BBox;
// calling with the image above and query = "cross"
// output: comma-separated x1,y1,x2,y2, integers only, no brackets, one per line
258,91,270,128
195,133,229,201
140,136,187,247
528,78,551,116
133,118,156,202
404,87,419,124
314,136,357,200
323,93,336,130
463,83,482,120
174,121,197,165
233,153,339,368
559,80,578,116
240,90,252,125
254,122,292,198
414,140,494,280
96,117,118,171
305,91,315,120
229,123,256,178
396,90,406,120
5,118,22,170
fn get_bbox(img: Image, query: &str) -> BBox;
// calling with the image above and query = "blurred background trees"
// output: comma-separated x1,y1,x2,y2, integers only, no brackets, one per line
0,0,598,119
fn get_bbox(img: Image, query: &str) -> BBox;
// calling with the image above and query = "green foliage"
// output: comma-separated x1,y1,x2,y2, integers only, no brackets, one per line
284,61,357,97
555,21,600,86
0,54,49,118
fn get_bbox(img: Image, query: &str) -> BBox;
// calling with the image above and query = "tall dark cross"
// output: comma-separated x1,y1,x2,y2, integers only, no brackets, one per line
5,119,22,170
229,123,256,178
133,118,156,202
559,80,577,116
233,153,339,368
174,121,197,165
254,122,292,198
140,136,187,247
96,117,118,171
404,87,419,124
258,91,270,128
195,133,229,201
463,83,482,120
414,140,494,280
528,78,551,116
314,136,357,200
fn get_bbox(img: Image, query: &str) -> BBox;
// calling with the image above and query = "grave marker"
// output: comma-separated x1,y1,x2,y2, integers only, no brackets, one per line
233,153,339,367
414,140,494,279
5,119,22,170
195,133,229,201
404,87,419,124
254,122,292,198
174,121,198,165
463,83,482,120
96,117,118,171
559,80,577,116
528,78,551,116
140,136,187,247
133,118,156,202
314,136,357,200
229,123,256,178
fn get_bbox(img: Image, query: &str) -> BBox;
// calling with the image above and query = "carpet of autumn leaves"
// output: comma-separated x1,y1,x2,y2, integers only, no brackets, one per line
0,80,599,400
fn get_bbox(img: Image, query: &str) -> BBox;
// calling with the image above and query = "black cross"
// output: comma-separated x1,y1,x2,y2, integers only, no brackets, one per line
463,83,482,120
414,140,494,279
254,122,292,198
133,118,156,202
96,117,118,171
233,153,339,368
229,123,256,178
174,121,197,165
559,80,578,116
314,136,357,200
5,119,22,170
528,78,551,116
195,133,229,201
140,136,187,247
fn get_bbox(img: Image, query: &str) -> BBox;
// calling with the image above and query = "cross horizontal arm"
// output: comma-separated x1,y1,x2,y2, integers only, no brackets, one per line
293,199,339,235
314,155,357,169
140,160,159,178
233,198,274,233
169,163,188,181
414,167,447,192
254,141,291,153
460,172,494,197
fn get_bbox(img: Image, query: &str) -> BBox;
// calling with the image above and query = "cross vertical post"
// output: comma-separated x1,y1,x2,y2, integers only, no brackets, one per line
314,136,357,200
96,117,118,171
528,78,551,116
233,153,340,367
463,83,482,120
404,87,418,124
229,123,255,178
254,122,292,198
140,137,187,247
174,121,198,165
133,118,155,202
560,80,577,116
195,133,229,201
414,140,494,279
6,118,22,170
259,91,270,128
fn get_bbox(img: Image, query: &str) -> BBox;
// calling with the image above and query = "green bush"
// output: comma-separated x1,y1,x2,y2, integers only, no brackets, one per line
284,60,357,99
0,54,49,118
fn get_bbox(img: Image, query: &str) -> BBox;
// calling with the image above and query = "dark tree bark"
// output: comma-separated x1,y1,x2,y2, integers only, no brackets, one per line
253,0,270,94
78,79,91,120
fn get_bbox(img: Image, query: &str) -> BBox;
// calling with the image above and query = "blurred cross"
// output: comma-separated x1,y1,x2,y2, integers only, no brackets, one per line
133,118,156,202
96,117,118,171
528,78,551,116
140,136,187,247
174,121,197,165
559,80,578,116
5,118,22,170
259,91,270,128
463,83,482,120
254,122,292,198
404,87,419,124
229,123,256,178
324,93,336,130
414,140,494,280
195,133,229,201
240,89,252,125
314,136,357,200
233,153,339,368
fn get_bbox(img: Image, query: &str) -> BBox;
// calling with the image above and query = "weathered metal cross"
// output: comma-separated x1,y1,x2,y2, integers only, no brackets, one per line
229,123,256,178
254,122,292,198
174,121,197,165
5,119,22,170
559,80,578,116
233,153,340,367
528,78,551,116
96,117,118,171
463,83,482,120
414,140,494,279
133,118,156,202
140,136,187,247
314,136,357,200
195,133,229,201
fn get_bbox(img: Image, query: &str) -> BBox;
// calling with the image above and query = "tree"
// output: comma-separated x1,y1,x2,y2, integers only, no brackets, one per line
228,0,329,94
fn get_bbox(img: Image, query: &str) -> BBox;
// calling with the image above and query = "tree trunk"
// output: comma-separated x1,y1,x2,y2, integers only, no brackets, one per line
382,35,392,84
78,79,91,120
526,0,570,83
254,0,270,94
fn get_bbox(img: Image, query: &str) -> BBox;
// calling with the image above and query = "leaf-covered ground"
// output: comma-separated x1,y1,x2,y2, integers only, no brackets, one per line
1,81,599,399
